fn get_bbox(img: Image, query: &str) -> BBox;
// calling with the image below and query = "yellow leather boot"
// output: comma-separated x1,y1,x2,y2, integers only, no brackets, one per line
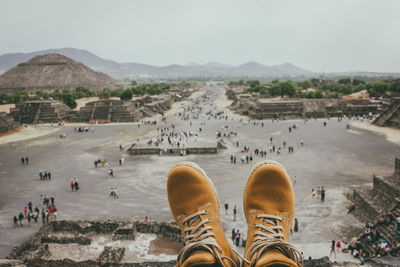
168,162,240,267
243,161,303,267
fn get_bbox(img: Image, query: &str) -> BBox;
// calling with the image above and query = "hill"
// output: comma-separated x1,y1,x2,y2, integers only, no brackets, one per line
0,54,124,93
0,48,313,79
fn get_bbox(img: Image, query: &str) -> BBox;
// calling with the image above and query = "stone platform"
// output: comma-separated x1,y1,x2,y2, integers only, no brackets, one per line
128,146,218,155
230,95,378,119
10,100,72,124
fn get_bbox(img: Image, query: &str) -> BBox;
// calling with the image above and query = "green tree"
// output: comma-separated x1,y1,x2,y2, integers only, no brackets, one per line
62,93,77,109
247,80,260,88
315,91,323,99
301,80,312,89
280,82,296,97
120,89,133,100
269,85,281,96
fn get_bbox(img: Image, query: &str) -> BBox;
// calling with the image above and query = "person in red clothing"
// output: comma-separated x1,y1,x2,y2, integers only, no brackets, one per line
336,241,342,252
49,205,54,219
24,206,28,217
70,179,75,191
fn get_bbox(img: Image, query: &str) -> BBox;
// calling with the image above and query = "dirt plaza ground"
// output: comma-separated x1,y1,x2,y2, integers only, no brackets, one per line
0,86,399,261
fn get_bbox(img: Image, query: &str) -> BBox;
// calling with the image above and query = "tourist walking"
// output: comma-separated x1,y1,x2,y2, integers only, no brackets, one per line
13,216,18,228
233,206,237,221
329,240,336,258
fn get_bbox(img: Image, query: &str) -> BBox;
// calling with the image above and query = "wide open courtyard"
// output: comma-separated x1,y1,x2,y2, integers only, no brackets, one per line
0,86,399,261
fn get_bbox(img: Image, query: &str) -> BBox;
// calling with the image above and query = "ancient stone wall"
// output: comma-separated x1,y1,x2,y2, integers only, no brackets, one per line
7,220,182,264
230,96,378,119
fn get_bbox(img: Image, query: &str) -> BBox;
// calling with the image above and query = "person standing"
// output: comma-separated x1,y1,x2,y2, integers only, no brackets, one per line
21,157,24,165
18,212,24,227
329,240,336,258
231,228,235,241
13,216,18,228
235,230,241,246
41,209,46,225
336,241,342,252
233,206,237,221
25,156,29,165
294,218,299,232
321,186,326,202
224,202,229,215
27,213,31,227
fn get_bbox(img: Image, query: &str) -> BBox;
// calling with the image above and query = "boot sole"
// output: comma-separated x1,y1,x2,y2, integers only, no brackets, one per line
168,161,220,209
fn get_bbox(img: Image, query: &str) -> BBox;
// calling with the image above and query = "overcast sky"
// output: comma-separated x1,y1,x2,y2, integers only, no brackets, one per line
0,0,399,72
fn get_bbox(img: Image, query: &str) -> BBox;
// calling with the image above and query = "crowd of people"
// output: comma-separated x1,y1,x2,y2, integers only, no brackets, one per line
311,186,326,202
38,169,51,180
13,196,58,228
349,212,400,260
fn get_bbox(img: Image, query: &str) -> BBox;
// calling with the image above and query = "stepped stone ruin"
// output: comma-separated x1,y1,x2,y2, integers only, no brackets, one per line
5,220,182,266
8,92,183,124
346,158,400,257
229,92,378,119
70,99,142,123
373,97,400,129
0,112,18,134
10,100,72,124
0,54,124,93
1,220,353,267
71,94,174,123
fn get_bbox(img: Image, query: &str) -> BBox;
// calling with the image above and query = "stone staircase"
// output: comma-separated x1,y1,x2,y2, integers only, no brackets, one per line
92,101,111,120
373,97,400,128
232,97,379,120
251,100,304,119
0,112,19,134
357,200,400,257
347,159,400,257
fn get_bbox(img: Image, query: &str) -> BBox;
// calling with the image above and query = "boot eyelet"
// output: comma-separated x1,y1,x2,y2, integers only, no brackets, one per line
204,210,208,214
254,215,257,219
207,218,211,222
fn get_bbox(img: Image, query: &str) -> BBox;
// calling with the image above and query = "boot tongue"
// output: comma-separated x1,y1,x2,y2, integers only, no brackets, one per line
253,249,297,267
182,249,218,267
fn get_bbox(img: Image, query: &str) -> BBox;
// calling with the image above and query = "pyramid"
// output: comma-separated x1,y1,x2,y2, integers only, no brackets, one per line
0,54,124,93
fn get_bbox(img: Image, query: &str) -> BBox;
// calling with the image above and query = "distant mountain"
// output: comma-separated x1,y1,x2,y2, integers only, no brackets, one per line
203,62,233,69
0,48,313,80
0,54,124,93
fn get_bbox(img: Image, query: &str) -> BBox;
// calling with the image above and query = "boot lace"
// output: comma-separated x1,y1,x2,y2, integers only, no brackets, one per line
178,210,240,267
245,214,303,266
